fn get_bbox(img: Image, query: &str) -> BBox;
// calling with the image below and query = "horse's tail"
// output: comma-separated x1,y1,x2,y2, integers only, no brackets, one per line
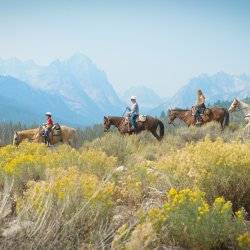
222,109,229,128
157,120,164,140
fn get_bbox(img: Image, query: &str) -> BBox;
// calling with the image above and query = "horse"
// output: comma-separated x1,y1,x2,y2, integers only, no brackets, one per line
13,126,76,146
168,107,229,129
228,99,250,124
103,116,164,141
13,128,39,146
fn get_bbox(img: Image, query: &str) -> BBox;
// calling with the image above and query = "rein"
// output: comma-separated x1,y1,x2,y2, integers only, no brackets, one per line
169,121,175,127
238,107,249,111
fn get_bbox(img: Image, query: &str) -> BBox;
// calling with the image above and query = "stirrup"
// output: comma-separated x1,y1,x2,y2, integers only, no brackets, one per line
129,127,135,132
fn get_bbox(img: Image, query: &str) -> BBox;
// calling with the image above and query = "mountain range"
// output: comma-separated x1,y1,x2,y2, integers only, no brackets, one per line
152,72,250,115
0,54,123,126
0,53,249,125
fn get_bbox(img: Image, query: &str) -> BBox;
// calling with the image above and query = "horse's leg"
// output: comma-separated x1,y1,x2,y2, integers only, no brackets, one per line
220,119,224,130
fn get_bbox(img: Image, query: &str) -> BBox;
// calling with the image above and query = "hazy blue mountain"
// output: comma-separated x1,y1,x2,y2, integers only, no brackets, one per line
122,86,163,113
151,72,250,115
0,76,98,126
0,53,123,123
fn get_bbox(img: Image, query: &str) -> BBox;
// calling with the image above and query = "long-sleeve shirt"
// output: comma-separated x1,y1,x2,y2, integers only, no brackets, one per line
127,102,139,115
47,117,54,128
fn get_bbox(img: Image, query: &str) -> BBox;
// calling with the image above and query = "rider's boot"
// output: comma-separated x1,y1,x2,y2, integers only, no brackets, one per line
129,126,135,132
196,117,202,125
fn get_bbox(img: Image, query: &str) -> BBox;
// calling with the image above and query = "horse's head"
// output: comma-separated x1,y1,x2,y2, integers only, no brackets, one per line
103,116,111,132
228,98,240,112
13,131,21,146
168,109,177,124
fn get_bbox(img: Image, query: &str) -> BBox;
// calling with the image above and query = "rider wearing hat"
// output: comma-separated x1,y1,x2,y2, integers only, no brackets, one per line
127,96,139,131
44,112,54,145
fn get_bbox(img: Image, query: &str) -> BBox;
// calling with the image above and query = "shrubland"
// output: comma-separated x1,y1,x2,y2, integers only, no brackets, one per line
0,122,250,249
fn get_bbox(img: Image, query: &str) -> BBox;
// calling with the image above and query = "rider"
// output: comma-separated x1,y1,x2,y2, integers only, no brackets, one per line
195,89,206,125
44,112,54,145
127,96,139,131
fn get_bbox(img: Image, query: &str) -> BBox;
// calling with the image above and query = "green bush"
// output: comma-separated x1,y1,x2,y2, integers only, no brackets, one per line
146,189,247,249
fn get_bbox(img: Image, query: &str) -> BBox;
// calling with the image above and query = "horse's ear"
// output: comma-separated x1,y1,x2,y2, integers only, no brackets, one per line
104,116,107,120
14,131,18,135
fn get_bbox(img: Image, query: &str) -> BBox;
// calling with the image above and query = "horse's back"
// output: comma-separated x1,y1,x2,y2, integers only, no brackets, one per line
60,125,76,140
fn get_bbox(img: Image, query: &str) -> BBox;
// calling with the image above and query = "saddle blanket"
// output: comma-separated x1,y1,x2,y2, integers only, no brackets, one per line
125,115,147,123
137,115,147,122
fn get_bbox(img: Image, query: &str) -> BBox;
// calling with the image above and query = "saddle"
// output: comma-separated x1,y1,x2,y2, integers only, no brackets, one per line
52,123,62,136
41,123,62,136
124,115,147,124
191,106,211,116
137,115,147,122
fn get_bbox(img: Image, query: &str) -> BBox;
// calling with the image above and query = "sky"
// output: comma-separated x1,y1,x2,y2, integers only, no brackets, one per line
0,0,250,97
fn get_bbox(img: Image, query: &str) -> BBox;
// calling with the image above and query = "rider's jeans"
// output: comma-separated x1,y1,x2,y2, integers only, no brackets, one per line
195,104,206,121
44,128,51,140
130,113,138,129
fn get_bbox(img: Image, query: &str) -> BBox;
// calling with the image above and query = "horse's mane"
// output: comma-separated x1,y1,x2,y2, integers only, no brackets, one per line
18,128,39,134
107,116,124,119
239,100,250,108
170,108,190,112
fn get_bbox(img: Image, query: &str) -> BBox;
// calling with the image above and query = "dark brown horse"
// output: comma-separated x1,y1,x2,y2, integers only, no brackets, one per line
103,116,164,141
168,107,229,129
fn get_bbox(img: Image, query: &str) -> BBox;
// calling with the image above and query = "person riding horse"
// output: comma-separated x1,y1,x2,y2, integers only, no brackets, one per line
195,89,206,125
44,112,54,146
126,96,139,132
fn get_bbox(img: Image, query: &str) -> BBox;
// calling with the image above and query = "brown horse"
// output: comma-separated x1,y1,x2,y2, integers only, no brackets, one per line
103,116,164,141
13,126,76,146
168,107,229,129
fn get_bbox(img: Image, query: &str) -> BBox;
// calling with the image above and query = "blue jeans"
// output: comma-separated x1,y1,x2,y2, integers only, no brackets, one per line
44,128,52,144
195,104,206,121
130,113,138,129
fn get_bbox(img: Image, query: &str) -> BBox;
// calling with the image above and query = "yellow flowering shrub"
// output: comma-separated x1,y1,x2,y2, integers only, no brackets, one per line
156,138,250,212
79,149,117,177
83,133,139,163
147,188,246,249
0,142,118,193
17,167,115,216
114,162,160,206
41,144,80,169
1,131,250,249
0,142,47,190
116,174,143,205
237,232,250,250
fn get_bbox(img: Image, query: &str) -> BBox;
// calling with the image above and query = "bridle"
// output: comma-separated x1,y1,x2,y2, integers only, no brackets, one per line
168,111,176,126
168,120,175,126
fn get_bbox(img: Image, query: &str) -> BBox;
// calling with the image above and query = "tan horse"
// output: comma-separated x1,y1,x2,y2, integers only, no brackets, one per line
13,126,76,146
168,107,229,129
